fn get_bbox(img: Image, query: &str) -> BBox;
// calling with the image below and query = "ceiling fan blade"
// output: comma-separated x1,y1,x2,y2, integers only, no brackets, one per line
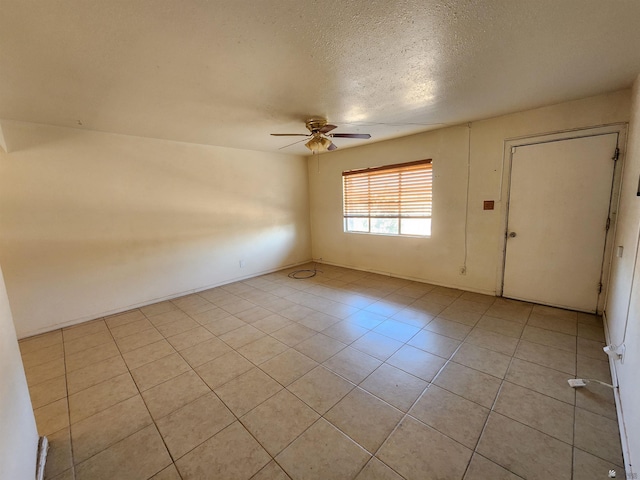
319,124,337,134
327,142,338,151
330,133,371,139
271,133,310,136
278,138,309,150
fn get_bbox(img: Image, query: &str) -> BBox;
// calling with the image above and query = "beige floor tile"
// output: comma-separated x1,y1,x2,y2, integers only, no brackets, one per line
64,342,120,372
28,374,67,409
176,421,270,480
109,318,154,339
142,370,210,420
476,412,572,480
574,407,624,466
140,301,178,317
323,347,382,383
191,307,235,329
147,309,191,327
122,339,176,370
250,461,292,480
408,299,446,316
575,380,617,420
297,311,341,332
355,458,404,480
453,295,494,310
130,353,190,391
531,305,577,320
252,314,294,334
465,328,519,356
44,427,73,479
260,349,318,386
114,328,164,353
288,366,355,414
279,303,315,321
49,468,74,480
420,292,457,307
66,355,128,395
527,312,577,335
235,305,273,324
165,325,215,351
438,305,482,326
68,372,138,423
24,357,66,387
195,350,254,389
410,385,489,449
360,363,427,412
326,388,403,453
386,345,446,382
241,389,319,456
573,447,627,480
577,354,612,383
156,392,235,460
494,382,574,443
271,324,317,347
150,463,182,480
218,324,265,349
34,398,69,436
407,329,460,359
433,361,502,408
372,319,421,342
178,336,231,368
322,320,369,344
378,416,472,480
277,418,370,480
422,317,473,340
347,310,389,329
63,331,114,356
238,335,289,365
214,367,282,416
452,343,511,379
351,331,404,360
577,323,606,342
104,310,146,329
391,307,434,328
577,336,608,360
75,424,171,480
484,303,531,324
19,330,62,355
21,342,64,369
475,315,525,338
464,453,523,479
293,333,347,362
173,296,216,316
514,340,576,375
156,317,200,338
521,325,576,352
71,395,152,463
505,358,576,404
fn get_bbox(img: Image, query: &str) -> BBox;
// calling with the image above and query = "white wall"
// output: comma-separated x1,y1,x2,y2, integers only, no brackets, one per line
0,122,311,337
605,75,640,473
309,90,631,293
0,265,39,480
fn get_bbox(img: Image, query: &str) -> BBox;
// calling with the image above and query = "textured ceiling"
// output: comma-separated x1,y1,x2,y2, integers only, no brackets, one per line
1,0,640,155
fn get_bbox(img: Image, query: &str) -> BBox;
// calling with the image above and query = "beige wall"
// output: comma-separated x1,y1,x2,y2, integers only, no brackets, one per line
0,122,311,338
0,265,39,479
309,90,631,293
606,76,640,473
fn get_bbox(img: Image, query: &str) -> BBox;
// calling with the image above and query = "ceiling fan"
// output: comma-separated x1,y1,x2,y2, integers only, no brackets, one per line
271,118,371,153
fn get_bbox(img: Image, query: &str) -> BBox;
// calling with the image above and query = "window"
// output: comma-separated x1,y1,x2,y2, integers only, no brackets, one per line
343,159,432,236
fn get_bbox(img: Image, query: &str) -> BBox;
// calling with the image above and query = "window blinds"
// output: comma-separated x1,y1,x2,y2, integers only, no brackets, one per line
342,160,433,219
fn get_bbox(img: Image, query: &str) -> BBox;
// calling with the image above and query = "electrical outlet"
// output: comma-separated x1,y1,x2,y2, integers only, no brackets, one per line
459,266,466,275
239,260,245,268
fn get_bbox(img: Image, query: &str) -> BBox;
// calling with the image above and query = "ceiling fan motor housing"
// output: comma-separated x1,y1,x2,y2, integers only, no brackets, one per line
306,118,328,134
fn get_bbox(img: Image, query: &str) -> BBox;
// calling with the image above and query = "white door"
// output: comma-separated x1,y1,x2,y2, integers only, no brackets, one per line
503,133,618,312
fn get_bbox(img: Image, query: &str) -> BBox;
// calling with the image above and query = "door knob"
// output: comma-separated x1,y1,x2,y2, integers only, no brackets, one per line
508,232,517,238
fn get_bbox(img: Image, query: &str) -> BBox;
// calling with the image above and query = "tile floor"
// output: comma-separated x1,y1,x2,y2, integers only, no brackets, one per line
19,263,626,480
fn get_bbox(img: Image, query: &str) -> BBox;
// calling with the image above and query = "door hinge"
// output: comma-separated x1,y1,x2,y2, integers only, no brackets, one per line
598,282,603,294
606,217,611,231
612,147,620,161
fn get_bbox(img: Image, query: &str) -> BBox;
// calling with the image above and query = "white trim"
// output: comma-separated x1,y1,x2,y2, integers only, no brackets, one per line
496,123,628,313
17,259,313,339
35,436,48,480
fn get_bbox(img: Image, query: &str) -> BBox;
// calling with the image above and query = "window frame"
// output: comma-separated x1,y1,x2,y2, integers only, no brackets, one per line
342,159,433,237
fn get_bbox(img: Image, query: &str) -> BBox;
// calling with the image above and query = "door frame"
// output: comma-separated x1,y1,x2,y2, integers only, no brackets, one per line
496,123,628,313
